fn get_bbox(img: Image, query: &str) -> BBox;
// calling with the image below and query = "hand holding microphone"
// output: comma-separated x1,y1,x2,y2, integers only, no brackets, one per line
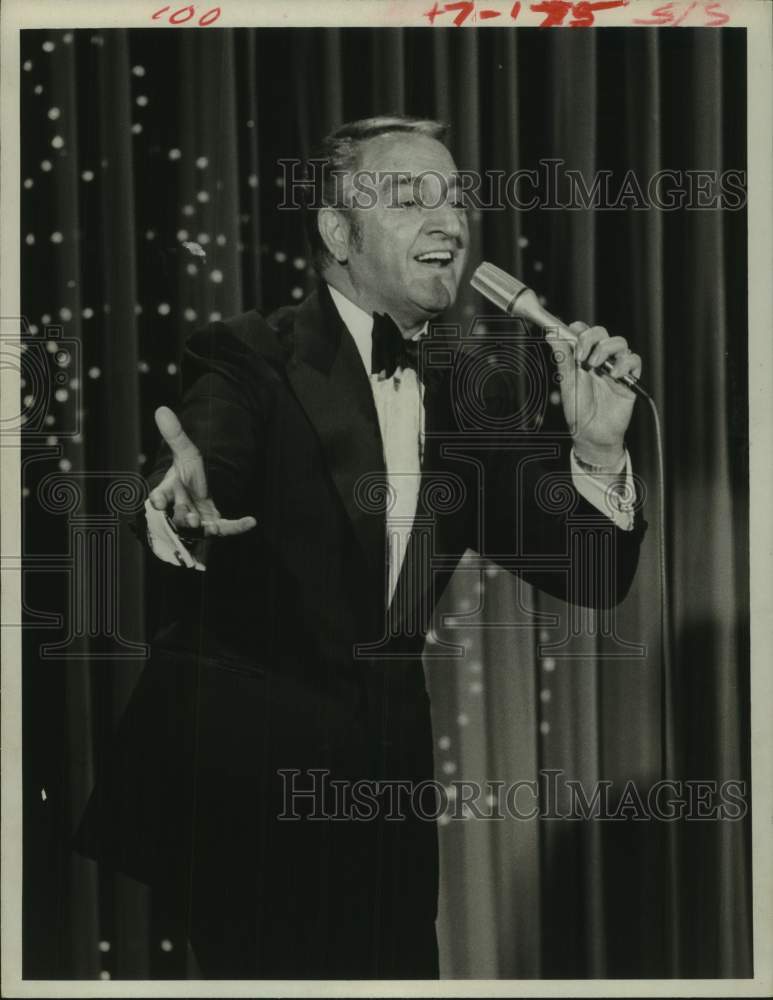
471,262,645,468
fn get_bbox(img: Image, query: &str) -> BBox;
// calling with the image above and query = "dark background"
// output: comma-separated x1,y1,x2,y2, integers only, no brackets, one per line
19,26,750,980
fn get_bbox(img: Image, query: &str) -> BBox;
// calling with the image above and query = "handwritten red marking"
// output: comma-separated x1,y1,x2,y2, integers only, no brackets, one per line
704,1,729,25
420,0,725,28
634,1,674,24
423,1,445,24
530,0,573,26
444,1,476,25
151,3,222,25
568,0,627,26
633,1,727,26
672,0,697,24
169,5,195,22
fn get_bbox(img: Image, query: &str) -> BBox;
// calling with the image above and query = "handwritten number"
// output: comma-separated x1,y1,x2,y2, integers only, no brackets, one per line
151,3,222,25
444,1,477,25
568,0,627,27
169,5,195,23
530,0,573,26
419,0,726,28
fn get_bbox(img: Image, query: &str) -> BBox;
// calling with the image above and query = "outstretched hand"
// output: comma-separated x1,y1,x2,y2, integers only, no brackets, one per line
148,405,257,538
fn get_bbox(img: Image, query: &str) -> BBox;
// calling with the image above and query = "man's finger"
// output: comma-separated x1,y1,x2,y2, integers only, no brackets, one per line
155,406,211,501
155,406,200,463
185,507,202,530
148,466,178,510
201,515,258,538
170,480,197,529
586,335,630,370
575,326,609,364
608,351,642,381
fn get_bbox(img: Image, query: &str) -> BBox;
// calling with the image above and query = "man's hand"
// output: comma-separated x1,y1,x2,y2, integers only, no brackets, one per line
546,322,642,468
146,406,257,567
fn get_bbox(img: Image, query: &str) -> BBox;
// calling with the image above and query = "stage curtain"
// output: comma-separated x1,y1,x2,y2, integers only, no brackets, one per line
19,25,750,980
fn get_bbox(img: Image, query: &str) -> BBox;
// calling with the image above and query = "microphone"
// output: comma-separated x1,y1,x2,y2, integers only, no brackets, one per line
470,261,649,399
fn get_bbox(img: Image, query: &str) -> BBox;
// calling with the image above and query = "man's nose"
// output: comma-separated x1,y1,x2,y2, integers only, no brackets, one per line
426,201,465,242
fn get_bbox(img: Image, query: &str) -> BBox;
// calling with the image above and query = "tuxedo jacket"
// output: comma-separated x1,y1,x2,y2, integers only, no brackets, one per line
73,281,647,979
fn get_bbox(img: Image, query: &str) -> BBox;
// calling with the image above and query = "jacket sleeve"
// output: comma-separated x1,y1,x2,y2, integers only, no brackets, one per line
145,322,269,519
474,369,647,610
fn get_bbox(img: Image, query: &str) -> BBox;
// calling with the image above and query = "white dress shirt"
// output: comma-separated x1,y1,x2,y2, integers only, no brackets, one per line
328,285,426,605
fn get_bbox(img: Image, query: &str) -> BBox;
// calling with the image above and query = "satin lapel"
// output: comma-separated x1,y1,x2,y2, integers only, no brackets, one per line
285,284,387,602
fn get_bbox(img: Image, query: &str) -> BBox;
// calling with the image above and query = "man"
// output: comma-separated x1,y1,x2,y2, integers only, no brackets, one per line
73,115,646,979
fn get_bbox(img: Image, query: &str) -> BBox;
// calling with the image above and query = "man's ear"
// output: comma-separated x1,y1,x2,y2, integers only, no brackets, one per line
317,207,352,265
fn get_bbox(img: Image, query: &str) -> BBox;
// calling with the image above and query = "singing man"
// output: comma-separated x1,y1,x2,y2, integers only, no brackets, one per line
74,115,646,979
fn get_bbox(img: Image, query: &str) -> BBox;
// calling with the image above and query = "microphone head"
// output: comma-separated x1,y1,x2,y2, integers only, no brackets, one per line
470,262,529,313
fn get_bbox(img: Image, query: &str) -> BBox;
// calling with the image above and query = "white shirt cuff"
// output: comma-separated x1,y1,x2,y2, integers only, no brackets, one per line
144,499,205,570
570,448,636,532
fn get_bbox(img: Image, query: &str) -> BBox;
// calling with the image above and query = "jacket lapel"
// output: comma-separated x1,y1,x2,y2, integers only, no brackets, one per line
285,283,388,604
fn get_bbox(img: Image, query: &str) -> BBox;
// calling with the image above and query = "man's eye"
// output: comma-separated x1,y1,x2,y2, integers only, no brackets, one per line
399,199,417,208
451,198,468,211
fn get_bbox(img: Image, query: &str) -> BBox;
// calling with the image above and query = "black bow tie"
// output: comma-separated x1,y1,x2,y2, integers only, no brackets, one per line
371,312,422,379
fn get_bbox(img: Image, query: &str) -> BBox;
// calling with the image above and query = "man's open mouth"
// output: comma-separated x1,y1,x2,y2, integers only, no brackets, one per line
414,251,454,268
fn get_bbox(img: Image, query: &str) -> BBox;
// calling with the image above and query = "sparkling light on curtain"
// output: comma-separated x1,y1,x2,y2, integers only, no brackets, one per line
21,26,750,980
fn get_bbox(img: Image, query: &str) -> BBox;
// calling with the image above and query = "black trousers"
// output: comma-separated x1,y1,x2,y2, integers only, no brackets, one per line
178,657,442,979
181,792,440,979
76,654,441,979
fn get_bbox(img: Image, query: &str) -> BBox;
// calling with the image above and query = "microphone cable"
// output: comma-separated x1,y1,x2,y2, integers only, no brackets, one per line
640,388,673,784
470,262,673,781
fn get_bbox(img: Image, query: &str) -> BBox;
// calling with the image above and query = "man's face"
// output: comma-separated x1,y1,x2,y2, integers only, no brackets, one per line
341,133,469,331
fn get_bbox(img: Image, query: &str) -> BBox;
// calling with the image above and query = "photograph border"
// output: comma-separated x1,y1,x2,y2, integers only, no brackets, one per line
2,1,771,996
